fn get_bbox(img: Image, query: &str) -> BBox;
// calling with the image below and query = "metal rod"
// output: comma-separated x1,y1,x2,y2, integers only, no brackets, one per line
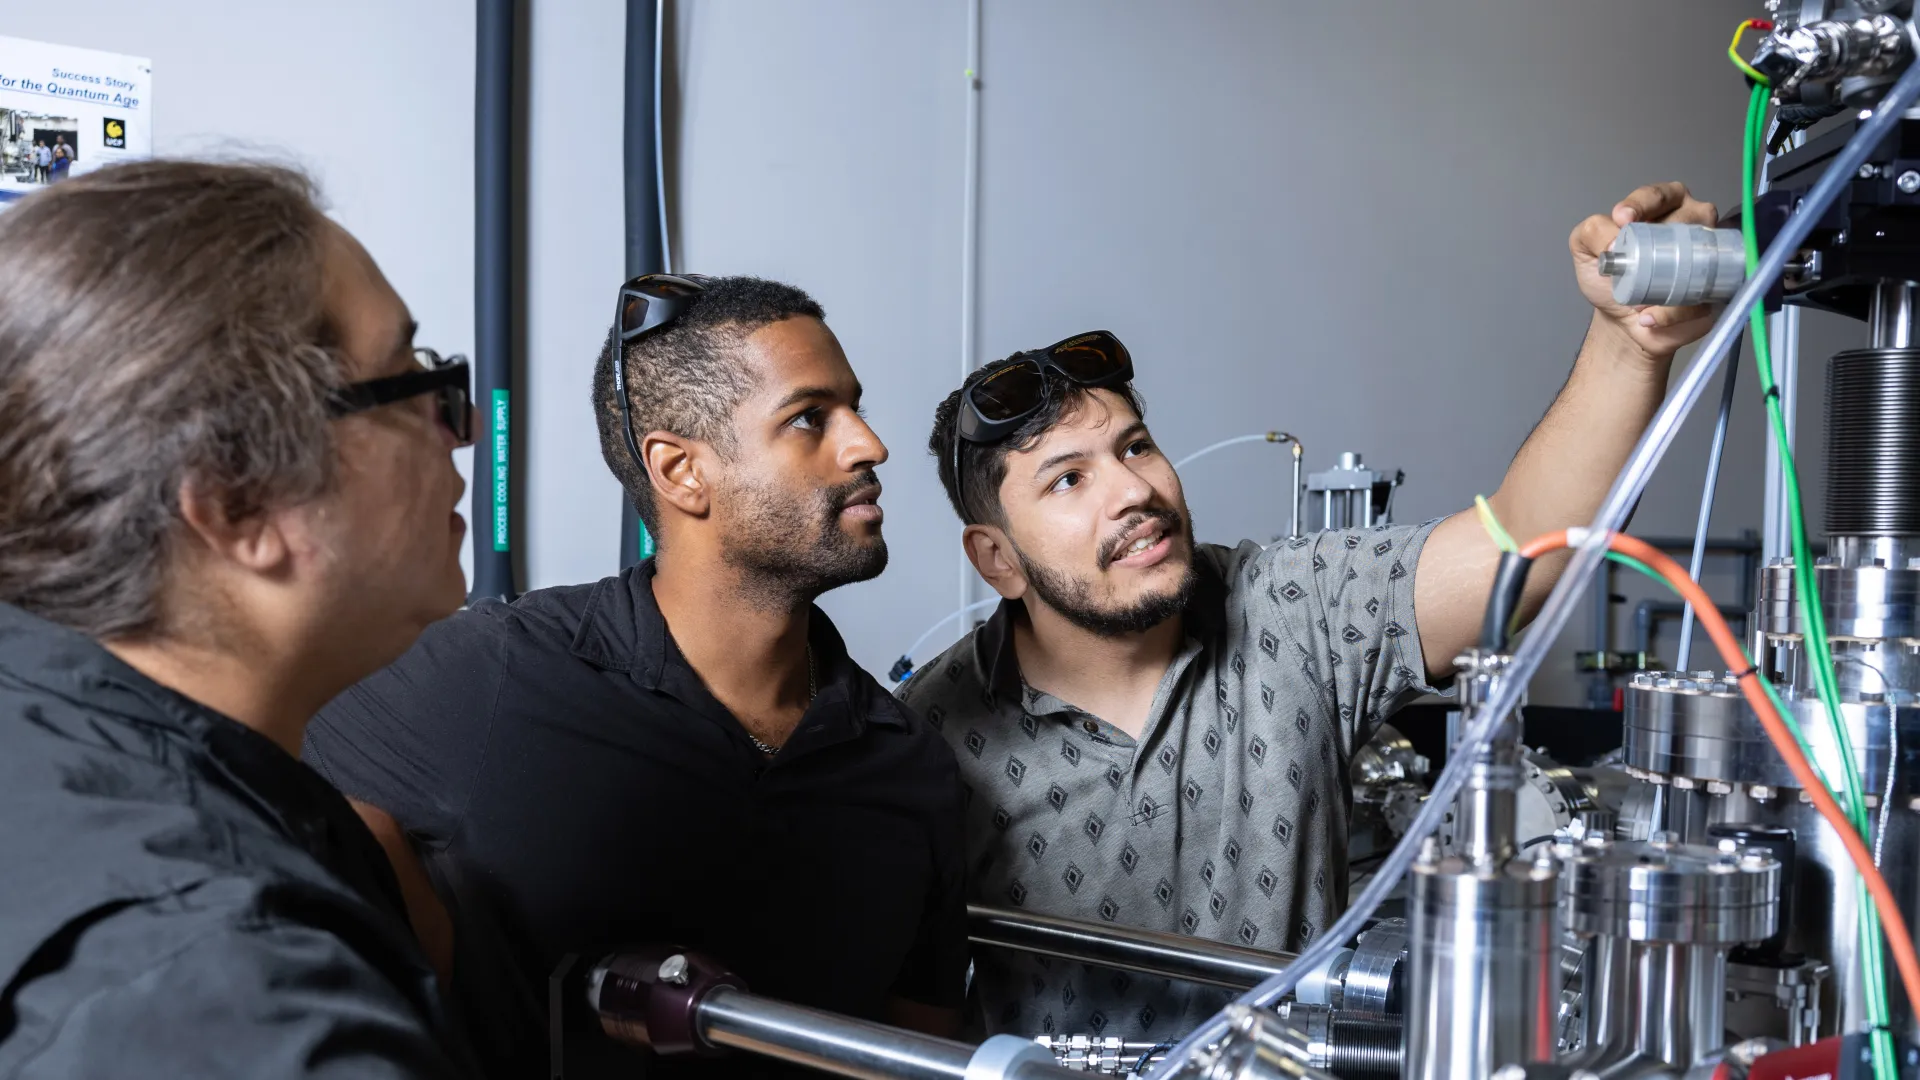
1762,129,1802,567
1676,352,1740,671
700,987,974,1080
968,905,1296,990
1763,304,1802,565
1291,445,1303,539
472,0,518,602
1870,280,1918,349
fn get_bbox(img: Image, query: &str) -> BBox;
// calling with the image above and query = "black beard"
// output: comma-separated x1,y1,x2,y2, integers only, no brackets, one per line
1014,509,1198,637
720,469,888,608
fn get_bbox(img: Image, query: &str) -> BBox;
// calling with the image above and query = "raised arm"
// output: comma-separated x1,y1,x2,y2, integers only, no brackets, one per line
1412,182,1720,678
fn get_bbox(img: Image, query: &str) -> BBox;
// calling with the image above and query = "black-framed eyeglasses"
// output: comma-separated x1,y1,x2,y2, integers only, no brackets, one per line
612,273,709,466
950,329,1134,521
328,347,473,446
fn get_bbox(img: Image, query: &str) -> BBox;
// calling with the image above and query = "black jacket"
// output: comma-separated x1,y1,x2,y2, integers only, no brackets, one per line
304,562,970,1077
0,603,472,1078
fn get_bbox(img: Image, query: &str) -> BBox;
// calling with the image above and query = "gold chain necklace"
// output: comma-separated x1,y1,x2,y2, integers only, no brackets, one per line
747,645,814,757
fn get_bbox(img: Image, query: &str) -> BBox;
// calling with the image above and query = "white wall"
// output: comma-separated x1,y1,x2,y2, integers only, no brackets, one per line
665,0,1826,704
3,0,481,584
12,1,1846,708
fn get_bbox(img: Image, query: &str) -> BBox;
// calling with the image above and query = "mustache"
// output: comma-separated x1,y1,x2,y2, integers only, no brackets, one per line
823,470,882,514
1098,509,1184,570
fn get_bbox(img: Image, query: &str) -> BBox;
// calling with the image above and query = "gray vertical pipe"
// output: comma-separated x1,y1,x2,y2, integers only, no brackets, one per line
472,0,518,602
1674,355,1739,671
619,0,668,570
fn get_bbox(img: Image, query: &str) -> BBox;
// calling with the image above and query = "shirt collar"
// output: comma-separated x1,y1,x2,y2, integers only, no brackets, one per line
566,559,908,730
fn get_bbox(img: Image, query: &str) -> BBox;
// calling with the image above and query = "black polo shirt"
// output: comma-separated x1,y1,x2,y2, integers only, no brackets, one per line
0,602,471,1078
303,561,968,1077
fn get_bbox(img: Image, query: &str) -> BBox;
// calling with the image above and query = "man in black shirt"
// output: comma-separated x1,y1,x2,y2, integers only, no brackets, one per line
0,161,475,1076
305,276,968,1076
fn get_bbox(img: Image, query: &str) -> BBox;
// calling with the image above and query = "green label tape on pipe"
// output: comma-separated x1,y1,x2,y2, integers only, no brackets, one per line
491,389,509,552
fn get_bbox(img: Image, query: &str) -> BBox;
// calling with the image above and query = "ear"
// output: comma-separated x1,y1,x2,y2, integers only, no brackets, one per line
175,475,292,575
641,430,711,519
963,523,1028,601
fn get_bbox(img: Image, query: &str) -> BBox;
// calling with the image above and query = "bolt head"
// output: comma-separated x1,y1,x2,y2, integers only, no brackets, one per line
1899,170,1920,194
1862,163,1881,179
1718,837,1741,857
658,953,690,986
1751,785,1776,802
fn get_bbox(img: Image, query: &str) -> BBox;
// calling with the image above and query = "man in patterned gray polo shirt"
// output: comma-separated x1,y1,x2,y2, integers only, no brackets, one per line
901,181,1720,1042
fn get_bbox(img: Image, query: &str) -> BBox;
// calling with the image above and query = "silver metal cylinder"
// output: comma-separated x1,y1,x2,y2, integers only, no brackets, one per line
1868,282,1917,349
1566,931,1631,1068
1825,346,1920,536
1447,650,1522,864
699,987,977,1080
1598,222,1746,307
966,905,1295,991
1405,846,1562,1080
1627,941,1725,1068
1195,1006,1341,1080
1557,833,1779,1068
1289,444,1303,541
1622,669,1920,1045
1272,1003,1403,1080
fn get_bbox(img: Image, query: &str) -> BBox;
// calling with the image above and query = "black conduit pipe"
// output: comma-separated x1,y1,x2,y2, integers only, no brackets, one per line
619,0,669,570
472,0,518,602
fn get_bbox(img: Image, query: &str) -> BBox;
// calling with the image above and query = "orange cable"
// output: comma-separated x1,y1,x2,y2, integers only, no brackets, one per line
1518,527,1920,1015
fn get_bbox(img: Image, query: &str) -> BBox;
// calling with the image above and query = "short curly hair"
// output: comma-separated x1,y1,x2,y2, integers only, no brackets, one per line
591,276,825,536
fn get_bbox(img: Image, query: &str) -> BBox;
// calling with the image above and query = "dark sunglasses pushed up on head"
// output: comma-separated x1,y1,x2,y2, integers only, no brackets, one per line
612,273,710,466
949,329,1134,523
955,330,1134,445
328,347,474,446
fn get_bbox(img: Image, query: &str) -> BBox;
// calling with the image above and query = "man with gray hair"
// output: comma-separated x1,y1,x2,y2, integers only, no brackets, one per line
0,160,476,1076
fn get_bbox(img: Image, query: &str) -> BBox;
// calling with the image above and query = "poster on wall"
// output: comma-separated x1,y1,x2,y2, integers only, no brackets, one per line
0,35,150,209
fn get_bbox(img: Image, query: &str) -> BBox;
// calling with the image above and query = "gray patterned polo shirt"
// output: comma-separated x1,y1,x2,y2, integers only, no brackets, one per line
899,523,1440,1043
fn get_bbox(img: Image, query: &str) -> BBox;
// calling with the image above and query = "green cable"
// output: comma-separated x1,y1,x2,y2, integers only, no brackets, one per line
1743,83,1897,1073
1605,551,1661,587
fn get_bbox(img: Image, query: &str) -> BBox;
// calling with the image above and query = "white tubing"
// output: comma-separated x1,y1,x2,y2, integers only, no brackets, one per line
1173,433,1276,471
903,598,1000,672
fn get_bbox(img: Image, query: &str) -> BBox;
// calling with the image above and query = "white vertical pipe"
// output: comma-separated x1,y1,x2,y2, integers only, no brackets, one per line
958,0,983,620
1762,306,1800,564
1762,131,1805,567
